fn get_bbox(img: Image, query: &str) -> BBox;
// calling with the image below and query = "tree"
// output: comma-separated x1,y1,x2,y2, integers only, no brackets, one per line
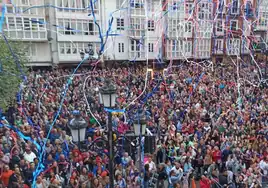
0,37,28,111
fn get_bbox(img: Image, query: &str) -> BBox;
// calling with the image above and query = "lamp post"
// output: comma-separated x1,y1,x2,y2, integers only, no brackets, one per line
134,111,147,185
261,47,268,85
80,43,95,63
69,110,87,150
99,79,117,188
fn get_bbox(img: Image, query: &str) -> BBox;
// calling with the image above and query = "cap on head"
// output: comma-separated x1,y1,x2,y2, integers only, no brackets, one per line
72,110,80,116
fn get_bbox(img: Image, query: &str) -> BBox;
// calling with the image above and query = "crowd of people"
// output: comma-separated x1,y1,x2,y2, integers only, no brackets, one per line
0,62,267,188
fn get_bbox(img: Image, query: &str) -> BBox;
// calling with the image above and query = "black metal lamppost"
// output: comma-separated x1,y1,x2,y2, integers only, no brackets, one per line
99,79,117,188
133,111,147,184
68,110,87,150
80,43,95,63
261,47,268,84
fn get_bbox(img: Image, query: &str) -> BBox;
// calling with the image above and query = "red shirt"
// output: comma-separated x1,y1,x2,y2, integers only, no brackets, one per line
212,150,221,162
200,178,211,188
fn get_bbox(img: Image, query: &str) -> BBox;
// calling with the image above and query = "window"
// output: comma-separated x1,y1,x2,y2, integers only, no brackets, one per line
39,19,45,30
172,40,177,51
23,18,30,30
130,40,140,52
116,0,124,9
8,17,15,29
83,21,89,35
59,43,65,54
7,7,13,13
78,43,83,53
131,40,135,51
148,43,154,52
228,39,240,55
66,43,71,54
64,0,68,7
148,20,154,31
118,43,124,53
230,20,238,30
185,41,191,53
24,43,37,56
31,44,37,56
198,2,212,20
32,19,37,31
64,21,72,35
217,20,223,32
71,21,76,35
72,43,77,54
58,19,64,34
77,21,82,35
131,0,144,8
89,22,94,35
186,3,193,14
231,0,239,14
16,18,23,30
21,0,28,5
57,0,62,7
218,0,225,13
216,40,223,51
116,18,124,30
185,22,192,32
82,0,86,8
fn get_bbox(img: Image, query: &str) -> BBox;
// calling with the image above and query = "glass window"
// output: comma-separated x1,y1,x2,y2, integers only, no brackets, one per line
131,40,135,51
39,18,45,30
64,0,68,7
31,44,37,56
122,43,124,53
78,43,83,53
16,17,23,30
77,21,82,35
59,43,65,54
66,43,71,54
23,18,30,30
77,0,81,8
8,17,15,29
32,19,37,30
118,43,121,53
148,20,154,31
21,0,28,5
7,7,13,13
116,18,124,30
71,21,76,35
57,0,62,7
89,22,94,35
64,20,71,35
83,21,89,35
72,43,77,54
230,21,237,30
82,0,86,8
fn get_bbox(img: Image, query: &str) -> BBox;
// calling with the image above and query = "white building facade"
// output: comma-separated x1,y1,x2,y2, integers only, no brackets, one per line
0,0,264,66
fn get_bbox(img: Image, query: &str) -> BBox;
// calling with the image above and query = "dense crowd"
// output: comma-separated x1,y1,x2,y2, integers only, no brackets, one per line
0,63,267,188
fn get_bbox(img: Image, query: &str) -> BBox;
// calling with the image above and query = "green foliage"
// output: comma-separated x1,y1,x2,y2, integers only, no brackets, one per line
0,38,28,110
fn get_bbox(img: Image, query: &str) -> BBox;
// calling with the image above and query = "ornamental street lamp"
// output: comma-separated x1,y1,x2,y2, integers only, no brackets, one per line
261,47,268,85
134,110,147,185
69,110,87,150
80,43,95,64
99,79,117,188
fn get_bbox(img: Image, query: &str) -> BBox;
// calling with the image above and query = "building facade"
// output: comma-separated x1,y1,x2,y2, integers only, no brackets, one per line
0,0,266,66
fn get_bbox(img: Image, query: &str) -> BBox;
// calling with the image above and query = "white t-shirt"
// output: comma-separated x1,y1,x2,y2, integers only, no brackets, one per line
146,161,156,172
24,152,37,162
171,166,183,175
260,160,268,175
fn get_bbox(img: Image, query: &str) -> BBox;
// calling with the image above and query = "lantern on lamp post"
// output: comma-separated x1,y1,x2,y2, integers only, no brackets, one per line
69,110,87,150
